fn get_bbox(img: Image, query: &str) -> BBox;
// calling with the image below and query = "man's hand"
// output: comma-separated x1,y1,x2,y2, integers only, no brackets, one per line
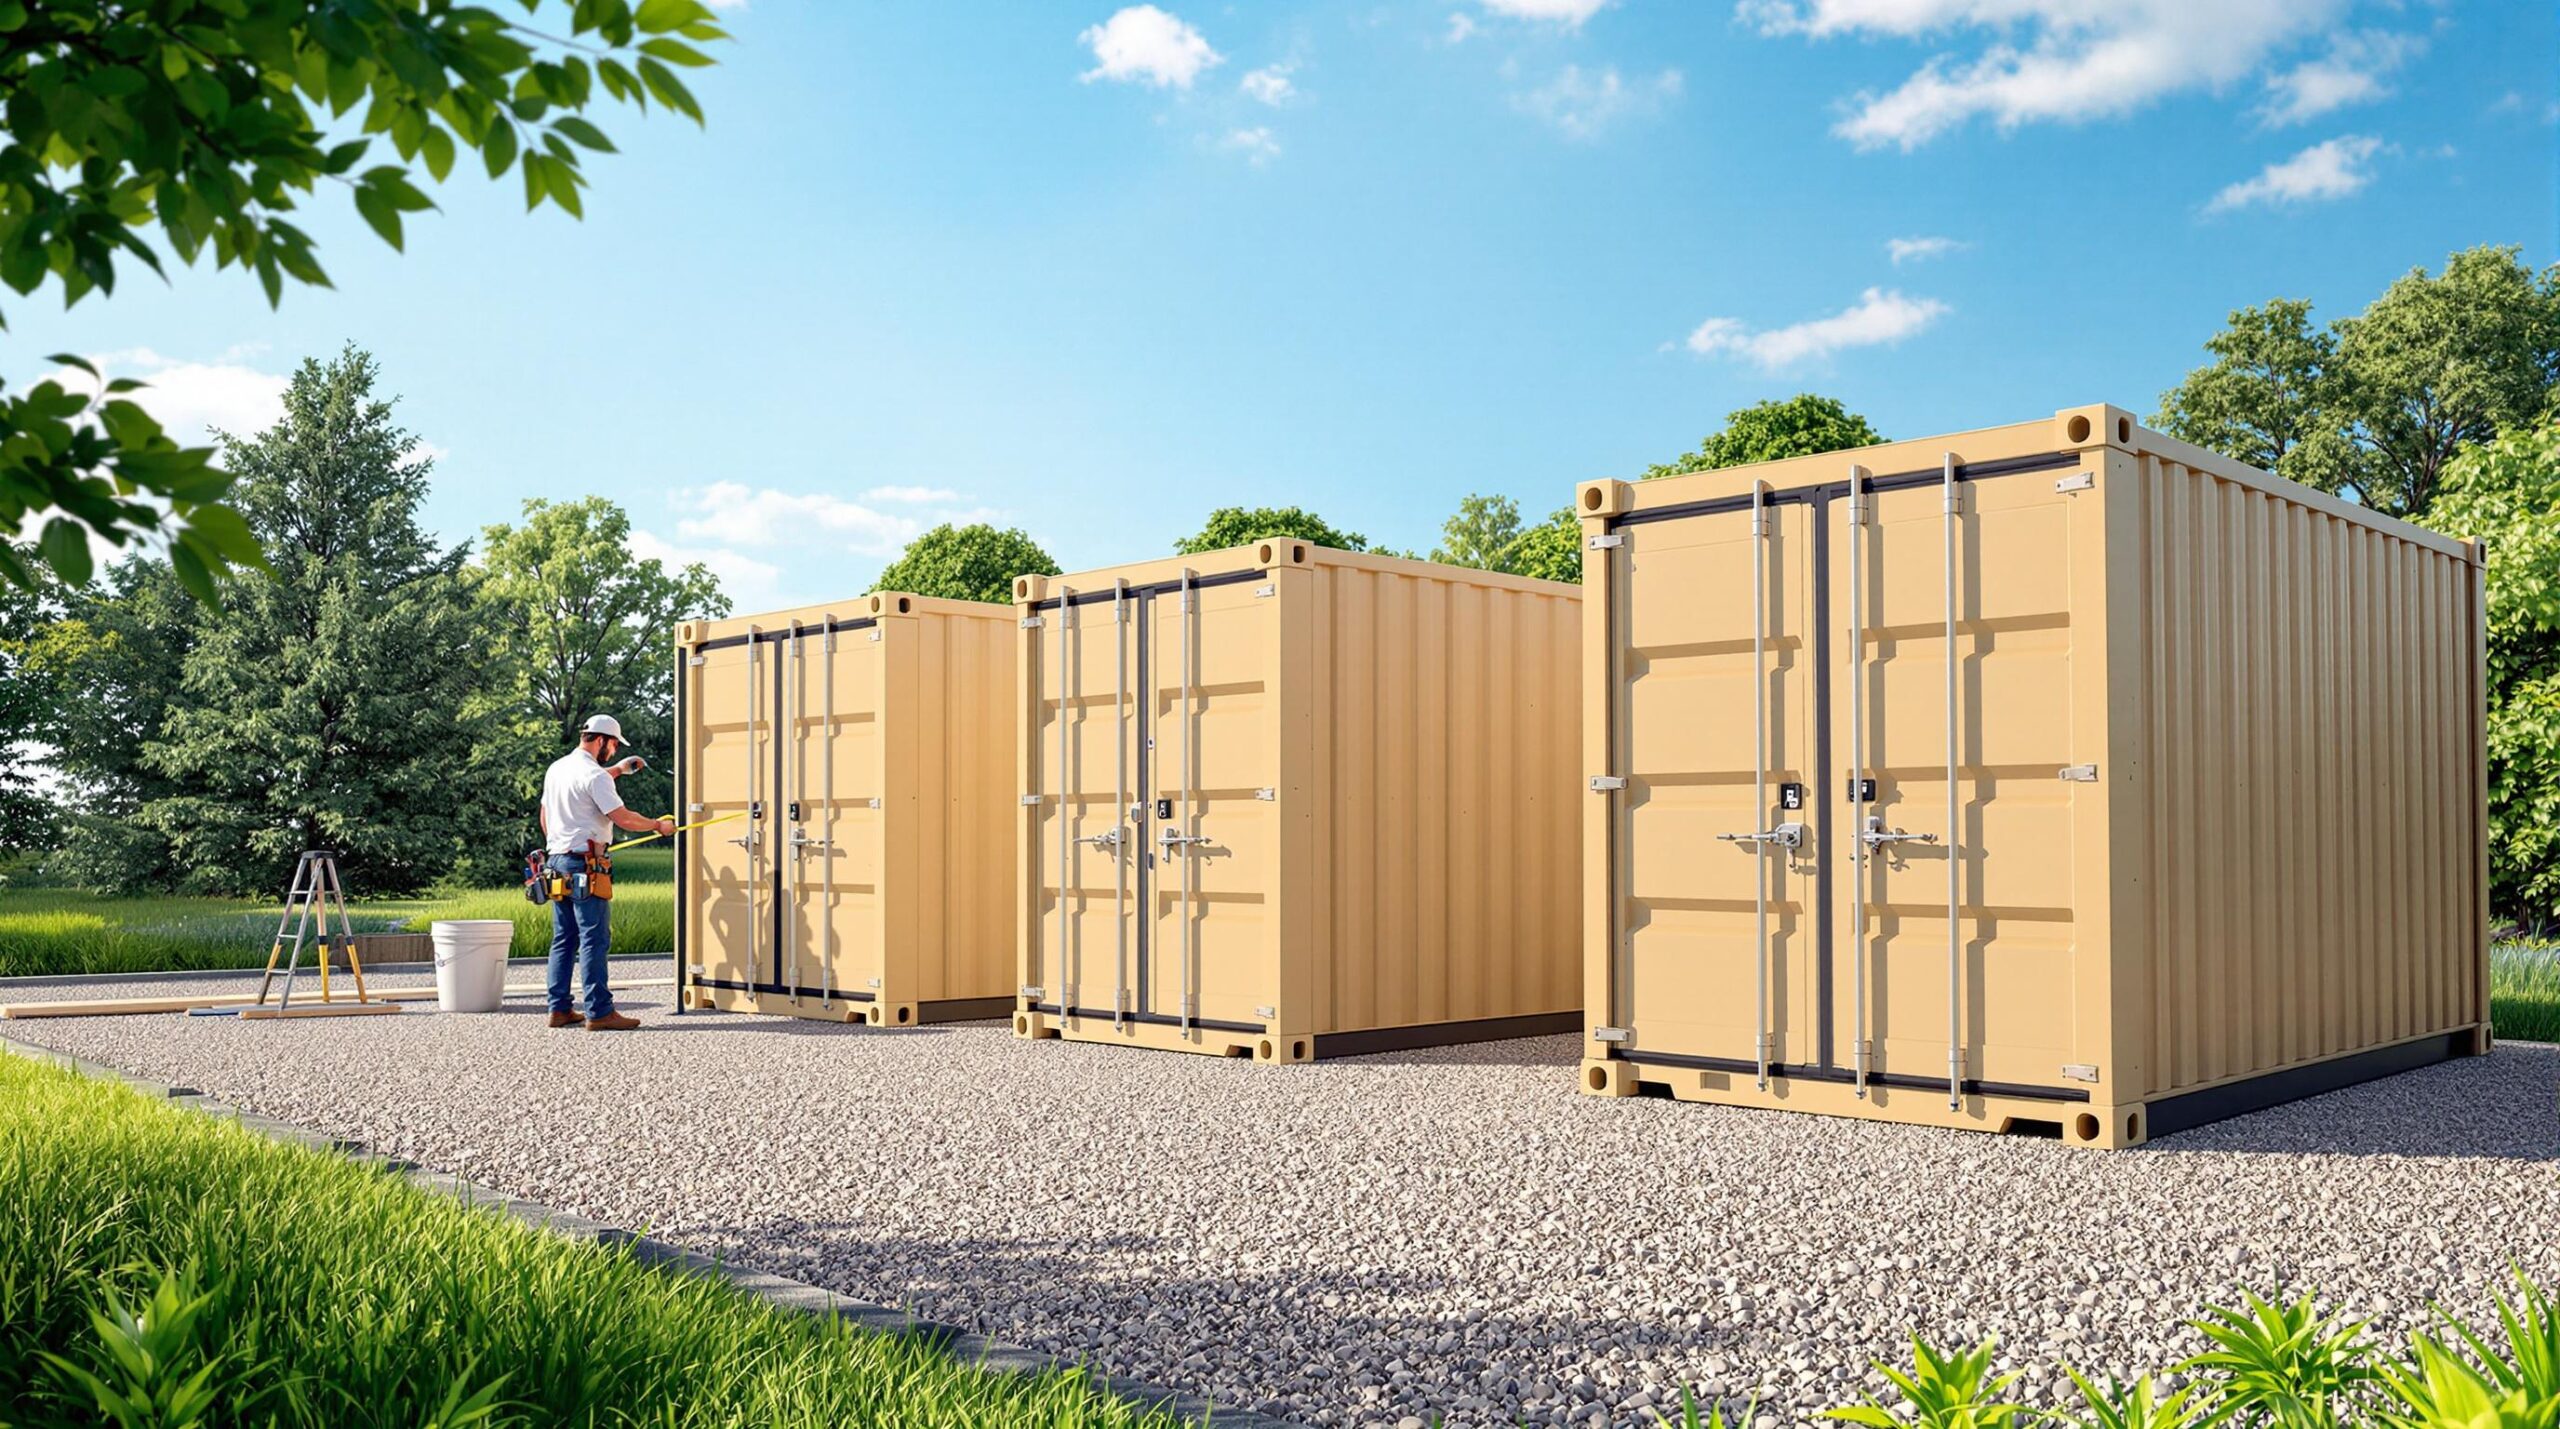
656,817,677,838
612,756,645,777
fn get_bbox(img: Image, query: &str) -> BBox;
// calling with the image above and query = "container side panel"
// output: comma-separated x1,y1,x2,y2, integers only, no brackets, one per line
1316,561,1581,1036
2132,457,2486,1100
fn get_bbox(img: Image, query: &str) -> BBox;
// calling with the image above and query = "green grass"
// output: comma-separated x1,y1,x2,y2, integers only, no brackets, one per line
0,849,674,978
0,1050,1183,1429
2490,938,2560,1043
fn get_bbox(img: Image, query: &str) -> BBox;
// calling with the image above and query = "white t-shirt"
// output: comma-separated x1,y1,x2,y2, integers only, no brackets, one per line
542,748,626,854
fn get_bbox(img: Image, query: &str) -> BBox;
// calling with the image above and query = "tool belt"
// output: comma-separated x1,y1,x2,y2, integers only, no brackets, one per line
524,848,611,903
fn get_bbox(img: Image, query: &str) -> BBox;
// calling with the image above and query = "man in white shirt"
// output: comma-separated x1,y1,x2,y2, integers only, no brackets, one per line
539,714,674,1030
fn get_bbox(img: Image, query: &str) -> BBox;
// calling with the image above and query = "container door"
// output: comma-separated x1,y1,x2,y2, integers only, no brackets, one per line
1828,471,2084,1097
1608,499,1819,1073
777,620,885,1008
1142,572,1277,1034
1035,589,1143,1023
687,630,776,994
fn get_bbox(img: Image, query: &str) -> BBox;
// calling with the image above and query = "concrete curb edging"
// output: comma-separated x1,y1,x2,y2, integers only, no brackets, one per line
0,1031,1304,1429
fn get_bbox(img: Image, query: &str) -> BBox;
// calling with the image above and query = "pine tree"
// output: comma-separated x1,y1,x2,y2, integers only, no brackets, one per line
137,347,513,896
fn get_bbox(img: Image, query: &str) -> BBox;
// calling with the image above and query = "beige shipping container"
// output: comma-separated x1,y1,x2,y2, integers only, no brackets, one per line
1012,542,1581,1061
1579,404,2490,1147
675,593,1016,1026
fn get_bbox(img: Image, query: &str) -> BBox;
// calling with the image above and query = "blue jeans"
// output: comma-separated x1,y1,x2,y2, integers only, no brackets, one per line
547,854,615,1018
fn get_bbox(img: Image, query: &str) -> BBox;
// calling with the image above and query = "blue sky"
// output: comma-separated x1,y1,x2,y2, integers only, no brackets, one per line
15,0,2556,611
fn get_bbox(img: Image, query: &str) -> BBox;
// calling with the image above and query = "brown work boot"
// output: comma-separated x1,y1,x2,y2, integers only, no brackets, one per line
547,1011,584,1028
585,1011,641,1031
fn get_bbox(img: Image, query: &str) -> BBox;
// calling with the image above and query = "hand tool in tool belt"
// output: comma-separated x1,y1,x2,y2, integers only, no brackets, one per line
583,839,613,901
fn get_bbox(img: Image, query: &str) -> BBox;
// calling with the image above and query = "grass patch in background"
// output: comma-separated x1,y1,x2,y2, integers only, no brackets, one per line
0,1051,1183,1429
2490,937,2560,1043
0,849,673,978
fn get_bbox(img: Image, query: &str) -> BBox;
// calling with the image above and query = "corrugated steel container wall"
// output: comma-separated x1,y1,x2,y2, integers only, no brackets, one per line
1013,542,1582,1061
1578,404,2488,1146
2118,434,2490,1104
675,593,1017,1027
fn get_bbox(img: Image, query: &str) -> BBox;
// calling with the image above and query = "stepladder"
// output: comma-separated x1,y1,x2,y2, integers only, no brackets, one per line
254,851,380,1010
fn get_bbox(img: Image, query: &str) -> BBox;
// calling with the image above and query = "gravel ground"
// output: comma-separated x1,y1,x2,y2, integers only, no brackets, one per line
7,959,2555,1429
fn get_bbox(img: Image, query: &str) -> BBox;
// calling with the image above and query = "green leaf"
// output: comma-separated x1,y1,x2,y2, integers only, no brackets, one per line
637,37,713,67
352,184,403,250
420,125,456,181
167,538,219,605
551,116,616,152
635,57,702,124
47,352,99,378
180,505,263,565
38,516,92,586
633,0,705,34
482,117,519,176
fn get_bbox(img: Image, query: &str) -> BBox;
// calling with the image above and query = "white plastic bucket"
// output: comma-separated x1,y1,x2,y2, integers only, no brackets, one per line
430,920,514,1013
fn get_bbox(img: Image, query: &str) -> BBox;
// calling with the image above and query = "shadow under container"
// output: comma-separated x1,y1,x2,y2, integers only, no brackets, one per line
1012,542,1582,1061
675,593,1017,1027
1578,404,2492,1147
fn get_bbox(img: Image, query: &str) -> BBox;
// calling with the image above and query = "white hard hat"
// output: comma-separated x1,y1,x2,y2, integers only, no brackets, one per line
579,714,628,744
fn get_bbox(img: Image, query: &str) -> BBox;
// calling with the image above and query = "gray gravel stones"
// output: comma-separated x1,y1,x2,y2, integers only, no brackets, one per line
8,960,2555,1429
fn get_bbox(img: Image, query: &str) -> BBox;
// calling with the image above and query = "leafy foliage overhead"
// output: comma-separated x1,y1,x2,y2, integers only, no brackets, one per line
874,522,1060,605
1430,493,1582,584
1645,394,1887,480
1175,505,1370,556
0,0,727,596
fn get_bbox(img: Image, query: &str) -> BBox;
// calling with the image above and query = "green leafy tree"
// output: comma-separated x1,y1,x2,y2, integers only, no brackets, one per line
16,555,202,889
874,522,1060,605
471,497,728,822
0,555,59,853
2328,246,2560,518
1175,505,1370,555
1505,506,1583,584
132,347,515,896
1645,394,1886,480
1433,493,1522,570
2153,298,2354,494
2422,419,2560,923
0,0,728,595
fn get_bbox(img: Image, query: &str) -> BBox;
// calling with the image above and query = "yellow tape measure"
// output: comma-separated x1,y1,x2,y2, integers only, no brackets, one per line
608,810,749,852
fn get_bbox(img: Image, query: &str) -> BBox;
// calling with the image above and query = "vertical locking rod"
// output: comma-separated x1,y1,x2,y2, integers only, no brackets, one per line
1056,587,1075,1028
785,620,803,997
1178,568,1197,1035
1847,466,1871,1099
821,617,836,1007
1113,581,1130,1030
1943,454,1963,1110
1751,481,1772,1091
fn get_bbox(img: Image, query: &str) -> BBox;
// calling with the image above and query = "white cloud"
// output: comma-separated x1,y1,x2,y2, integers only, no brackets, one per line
1886,235,1968,265
1742,0,2351,150
397,441,450,470
1240,63,1296,105
861,484,964,504
46,347,289,448
1445,11,1478,42
2257,30,2421,127
1079,6,1222,89
671,483,933,557
1512,65,1683,140
630,529,784,612
1220,126,1283,165
2205,134,2383,213
1681,287,1949,369
1481,0,1609,26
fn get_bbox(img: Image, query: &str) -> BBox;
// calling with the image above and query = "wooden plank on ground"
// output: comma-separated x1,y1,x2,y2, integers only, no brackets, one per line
235,1003,408,1020
0,976,675,1020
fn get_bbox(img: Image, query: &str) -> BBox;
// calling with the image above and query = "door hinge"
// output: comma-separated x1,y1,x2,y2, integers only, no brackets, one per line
1586,533,1626,551
686,964,707,977
1255,1005,1277,1019
1589,776,1626,792
2055,471,2096,494
2061,1063,2100,1083
1020,985,1045,1001
866,797,882,809
1593,1026,1632,1044
867,978,883,990
868,629,882,642
1019,615,1044,629
688,803,704,814
1254,787,1277,801
687,654,706,666
2059,763,2099,782
1021,793,1045,806
1254,583,1277,598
